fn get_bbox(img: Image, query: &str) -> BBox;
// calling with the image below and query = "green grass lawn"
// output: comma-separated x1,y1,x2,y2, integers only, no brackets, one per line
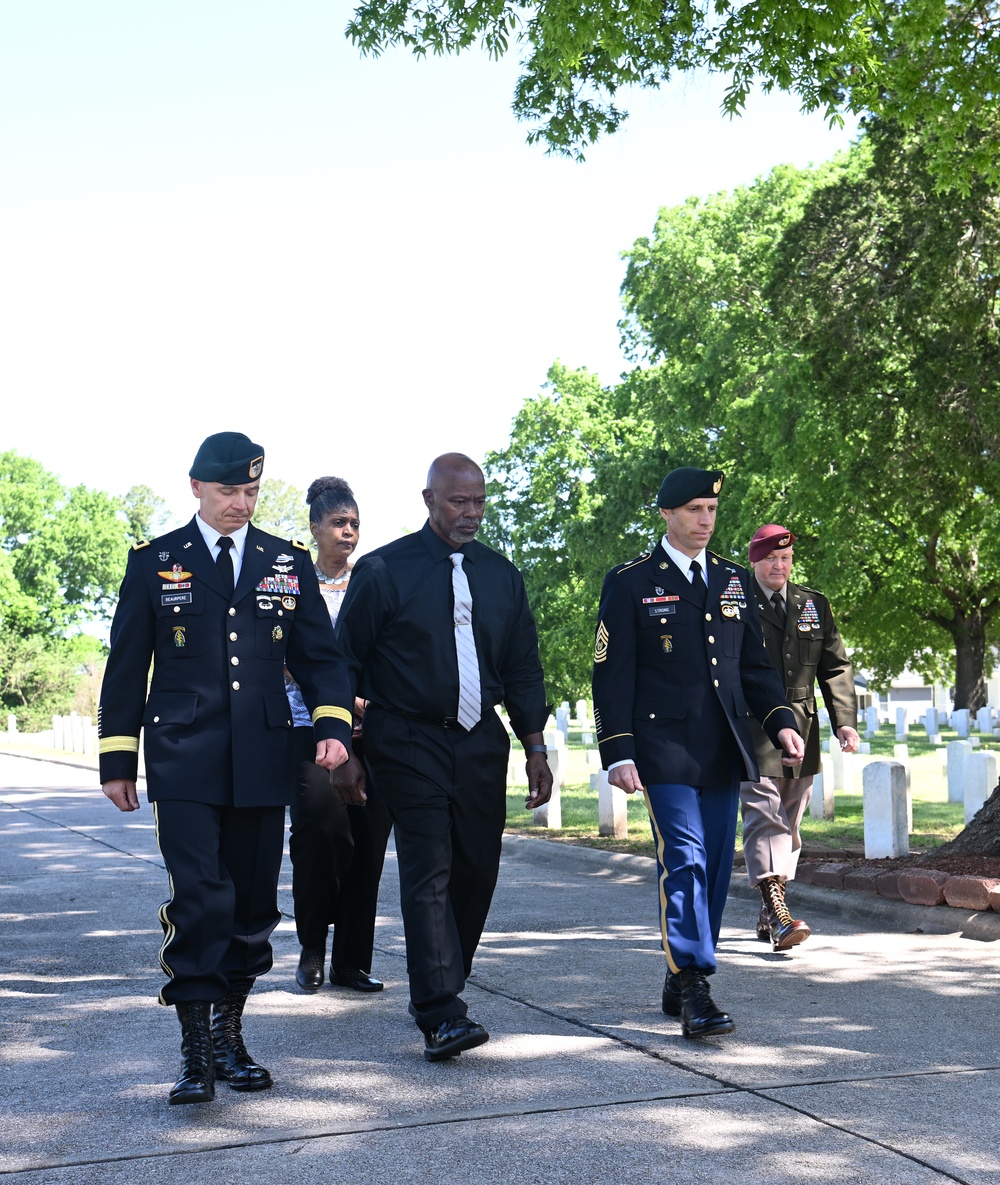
504,722,972,860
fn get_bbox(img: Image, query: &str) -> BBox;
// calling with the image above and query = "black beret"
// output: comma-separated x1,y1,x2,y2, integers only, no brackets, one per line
656,467,725,508
189,432,265,484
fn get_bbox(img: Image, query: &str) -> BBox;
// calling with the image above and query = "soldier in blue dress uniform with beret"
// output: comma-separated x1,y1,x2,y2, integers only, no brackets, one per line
592,467,804,1037
99,432,354,1104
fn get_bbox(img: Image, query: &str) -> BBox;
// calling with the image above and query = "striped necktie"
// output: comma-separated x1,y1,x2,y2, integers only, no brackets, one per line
450,552,481,731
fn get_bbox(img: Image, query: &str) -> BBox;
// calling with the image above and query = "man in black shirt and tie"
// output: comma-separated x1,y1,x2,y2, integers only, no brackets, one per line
99,432,354,1104
334,453,552,1061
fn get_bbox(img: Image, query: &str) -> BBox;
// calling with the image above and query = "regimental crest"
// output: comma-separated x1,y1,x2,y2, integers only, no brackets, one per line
272,624,284,642
594,620,609,664
159,550,170,562
661,634,673,654
655,586,665,596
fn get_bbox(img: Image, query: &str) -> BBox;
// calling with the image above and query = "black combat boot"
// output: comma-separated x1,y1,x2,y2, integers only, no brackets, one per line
169,1001,215,1104
676,967,735,1039
211,986,274,1092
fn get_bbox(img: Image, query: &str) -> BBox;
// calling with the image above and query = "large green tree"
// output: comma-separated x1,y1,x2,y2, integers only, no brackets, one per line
253,479,311,541
488,123,1000,710
767,119,1000,709
0,452,138,728
347,0,1000,189
483,362,632,700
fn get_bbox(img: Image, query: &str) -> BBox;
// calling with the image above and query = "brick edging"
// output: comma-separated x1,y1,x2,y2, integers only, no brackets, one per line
794,860,1000,914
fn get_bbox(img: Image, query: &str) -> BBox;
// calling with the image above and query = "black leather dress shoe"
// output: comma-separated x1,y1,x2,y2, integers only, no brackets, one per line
676,967,735,1039
423,1016,490,1062
296,947,325,992
661,971,681,1017
330,966,384,992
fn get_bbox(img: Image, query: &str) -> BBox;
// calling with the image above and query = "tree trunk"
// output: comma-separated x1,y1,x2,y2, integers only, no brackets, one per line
926,781,1000,858
951,606,987,712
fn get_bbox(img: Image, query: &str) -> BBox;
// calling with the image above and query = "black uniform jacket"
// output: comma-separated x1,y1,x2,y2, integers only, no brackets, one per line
98,518,354,806
751,579,857,778
592,547,797,787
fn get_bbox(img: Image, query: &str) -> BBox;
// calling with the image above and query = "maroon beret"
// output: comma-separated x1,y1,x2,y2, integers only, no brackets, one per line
748,523,795,564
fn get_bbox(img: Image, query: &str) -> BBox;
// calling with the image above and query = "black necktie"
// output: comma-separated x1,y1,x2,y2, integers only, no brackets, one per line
216,535,235,598
771,591,786,629
689,559,706,606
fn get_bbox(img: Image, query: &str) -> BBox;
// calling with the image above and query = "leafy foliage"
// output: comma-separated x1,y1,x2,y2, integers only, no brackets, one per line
347,0,1000,189
486,122,1000,714
253,478,311,541
0,451,141,728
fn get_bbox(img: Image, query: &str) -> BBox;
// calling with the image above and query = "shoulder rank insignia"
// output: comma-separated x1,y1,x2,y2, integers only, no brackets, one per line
132,539,150,550
617,551,651,574
594,620,609,664
292,539,310,552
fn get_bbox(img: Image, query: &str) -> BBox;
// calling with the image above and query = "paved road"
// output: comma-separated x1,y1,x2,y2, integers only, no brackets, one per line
1,752,998,1184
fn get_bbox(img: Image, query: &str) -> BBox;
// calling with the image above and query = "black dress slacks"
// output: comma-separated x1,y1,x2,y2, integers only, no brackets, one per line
361,705,510,1032
153,799,285,1005
288,727,391,971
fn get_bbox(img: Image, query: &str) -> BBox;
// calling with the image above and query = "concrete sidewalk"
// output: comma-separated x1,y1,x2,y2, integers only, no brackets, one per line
2,752,999,1184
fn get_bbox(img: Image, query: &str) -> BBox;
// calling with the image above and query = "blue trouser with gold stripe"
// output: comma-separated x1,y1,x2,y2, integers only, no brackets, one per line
643,782,740,975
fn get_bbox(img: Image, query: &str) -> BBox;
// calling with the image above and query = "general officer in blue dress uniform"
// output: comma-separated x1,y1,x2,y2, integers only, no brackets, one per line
99,432,353,1104
592,467,804,1037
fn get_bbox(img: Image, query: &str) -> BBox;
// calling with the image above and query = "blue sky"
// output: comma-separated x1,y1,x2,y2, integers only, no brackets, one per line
2,2,858,549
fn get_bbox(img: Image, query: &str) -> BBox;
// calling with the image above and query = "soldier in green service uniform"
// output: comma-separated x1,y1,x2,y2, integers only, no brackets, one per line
741,523,859,952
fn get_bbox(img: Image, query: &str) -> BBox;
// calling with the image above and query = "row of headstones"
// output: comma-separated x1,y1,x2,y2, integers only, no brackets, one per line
3,713,99,755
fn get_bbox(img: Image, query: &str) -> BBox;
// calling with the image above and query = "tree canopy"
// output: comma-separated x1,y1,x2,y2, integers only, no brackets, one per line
347,0,1000,190
486,120,1000,710
0,452,141,728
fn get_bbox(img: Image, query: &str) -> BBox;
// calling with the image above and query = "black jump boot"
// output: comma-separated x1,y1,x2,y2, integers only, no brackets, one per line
169,1001,215,1105
211,987,274,1092
676,967,735,1039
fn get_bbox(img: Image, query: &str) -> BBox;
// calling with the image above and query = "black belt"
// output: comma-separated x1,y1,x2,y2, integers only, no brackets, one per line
371,704,462,729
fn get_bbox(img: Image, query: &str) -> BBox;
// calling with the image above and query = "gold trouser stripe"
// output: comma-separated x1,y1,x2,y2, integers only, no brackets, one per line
99,735,140,754
312,705,353,727
153,802,177,1003
643,787,680,975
